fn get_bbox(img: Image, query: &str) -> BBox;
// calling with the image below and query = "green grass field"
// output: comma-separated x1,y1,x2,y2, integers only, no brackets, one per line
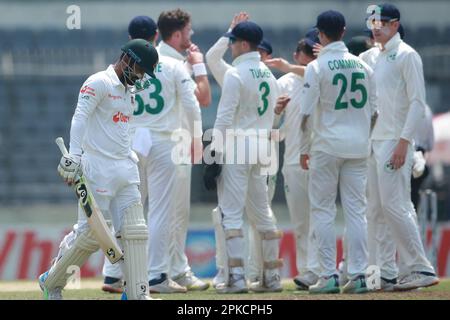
0,278,449,300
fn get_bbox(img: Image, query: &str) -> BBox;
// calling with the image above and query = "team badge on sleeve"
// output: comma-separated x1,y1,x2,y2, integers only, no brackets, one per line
80,85,96,96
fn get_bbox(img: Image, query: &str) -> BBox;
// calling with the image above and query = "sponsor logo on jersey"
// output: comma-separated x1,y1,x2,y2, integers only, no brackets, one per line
80,85,96,96
112,111,130,123
108,93,122,100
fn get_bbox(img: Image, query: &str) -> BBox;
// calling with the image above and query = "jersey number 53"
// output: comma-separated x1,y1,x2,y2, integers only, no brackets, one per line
134,78,165,115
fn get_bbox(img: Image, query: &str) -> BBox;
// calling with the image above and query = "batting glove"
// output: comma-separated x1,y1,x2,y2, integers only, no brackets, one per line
57,154,81,185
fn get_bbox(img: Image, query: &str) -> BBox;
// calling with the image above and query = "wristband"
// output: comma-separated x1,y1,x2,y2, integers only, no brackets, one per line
192,63,207,77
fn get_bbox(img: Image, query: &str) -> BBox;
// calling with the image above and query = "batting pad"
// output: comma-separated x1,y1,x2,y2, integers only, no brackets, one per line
212,207,226,273
120,202,150,300
44,228,99,289
258,230,284,284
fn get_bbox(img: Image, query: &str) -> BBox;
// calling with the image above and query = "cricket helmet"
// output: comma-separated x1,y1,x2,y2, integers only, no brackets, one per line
121,39,159,78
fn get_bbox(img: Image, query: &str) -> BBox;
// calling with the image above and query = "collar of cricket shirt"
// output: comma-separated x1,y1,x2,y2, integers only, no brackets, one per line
106,64,124,88
318,41,348,57
157,41,185,61
382,32,401,53
232,51,261,66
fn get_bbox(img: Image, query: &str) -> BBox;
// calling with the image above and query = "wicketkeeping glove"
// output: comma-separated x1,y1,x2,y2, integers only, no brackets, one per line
57,154,82,185
412,150,426,178
203,162,222,191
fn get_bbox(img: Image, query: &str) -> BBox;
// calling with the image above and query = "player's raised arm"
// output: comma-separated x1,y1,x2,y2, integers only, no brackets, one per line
265,57,306,77
188,44,211,107
206,12,249,87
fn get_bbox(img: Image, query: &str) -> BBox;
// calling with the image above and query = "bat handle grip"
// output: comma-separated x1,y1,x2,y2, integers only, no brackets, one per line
55,137,69,157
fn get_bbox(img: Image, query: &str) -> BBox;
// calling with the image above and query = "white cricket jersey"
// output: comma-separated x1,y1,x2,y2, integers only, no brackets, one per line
214,51,279,139
130,53,201,136
277,73,304,165
156,41,200,134
300,41,377,159
359,33,426,143
70,65,135,160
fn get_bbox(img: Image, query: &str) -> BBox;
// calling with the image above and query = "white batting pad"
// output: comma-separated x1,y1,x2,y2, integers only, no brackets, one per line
120,202,150,300
44,228,99,289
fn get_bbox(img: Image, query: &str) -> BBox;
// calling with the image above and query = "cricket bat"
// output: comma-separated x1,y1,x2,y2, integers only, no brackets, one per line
55,137,124,264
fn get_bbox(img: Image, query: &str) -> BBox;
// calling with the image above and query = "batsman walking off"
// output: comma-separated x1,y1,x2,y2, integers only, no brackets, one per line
102,12,210,293
38,39,159,300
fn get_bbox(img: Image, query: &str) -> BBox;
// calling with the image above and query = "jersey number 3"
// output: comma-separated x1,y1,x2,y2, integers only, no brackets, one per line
134,78,165,115
258,81,270,116
332,72,367,110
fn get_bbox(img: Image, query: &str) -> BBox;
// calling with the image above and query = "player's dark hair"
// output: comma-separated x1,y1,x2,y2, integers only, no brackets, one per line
248,42,258,51
321,28,344,42
296,39,315,58
131,34,157,42
157,8,191,41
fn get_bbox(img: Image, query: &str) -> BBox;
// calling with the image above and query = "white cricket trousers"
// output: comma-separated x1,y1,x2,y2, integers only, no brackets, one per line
169,164,192,278
218,163,277,231
217,163,279,277
78,151,141,233
142,137,178,280
309,151,368,278
366,140,435,279
88,150,142,280
282,164,319,275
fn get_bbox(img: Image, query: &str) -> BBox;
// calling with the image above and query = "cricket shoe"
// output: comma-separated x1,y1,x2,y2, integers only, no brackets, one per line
149,273,187,293
172,271,210,291
216,274,248,294
294,271,319,290
393,271,439,291
212,268,226,289
342,275,368,294
309,274,340,294
38,271,63,300
101,276,124,294
120,290,160,300
249,274,283,293
378,277,397,292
